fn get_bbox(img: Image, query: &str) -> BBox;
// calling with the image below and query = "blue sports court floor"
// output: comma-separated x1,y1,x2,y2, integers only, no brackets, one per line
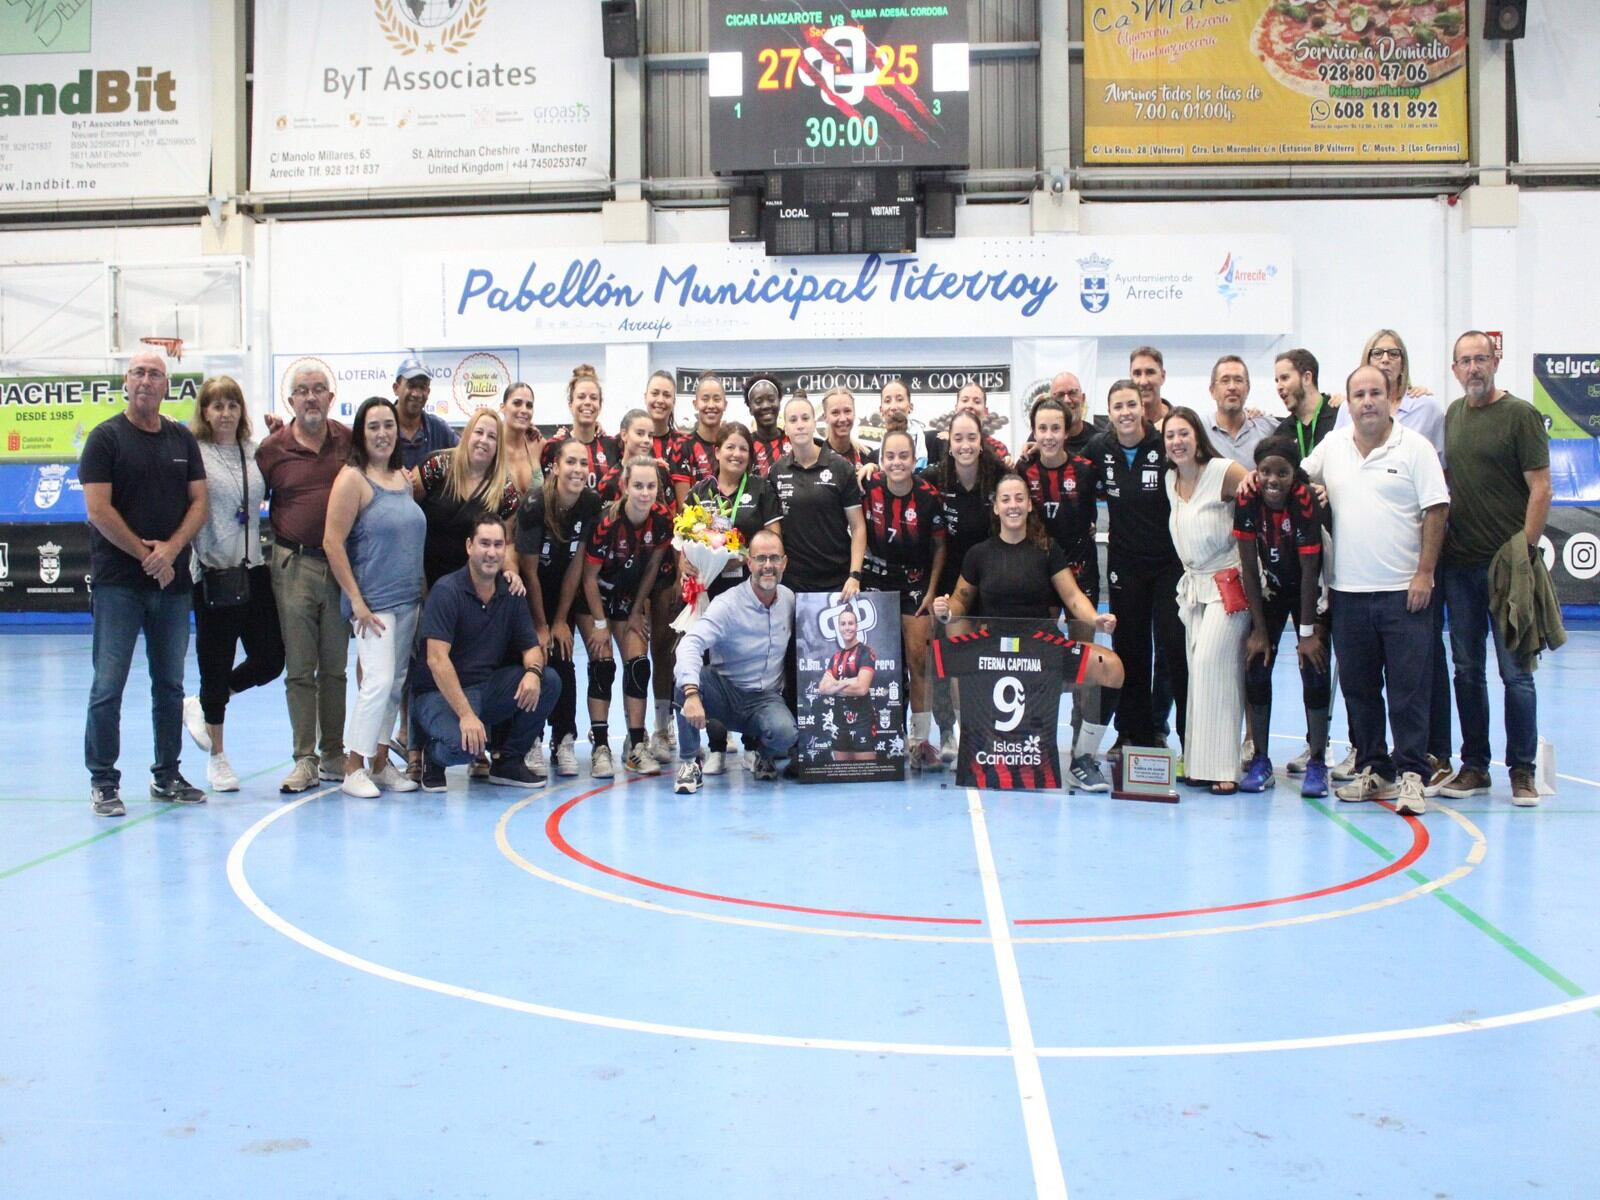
2,629,1598,1198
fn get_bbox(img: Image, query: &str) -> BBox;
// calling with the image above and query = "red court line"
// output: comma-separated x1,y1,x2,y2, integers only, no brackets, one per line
544,786,986,926
1014,810,1431,925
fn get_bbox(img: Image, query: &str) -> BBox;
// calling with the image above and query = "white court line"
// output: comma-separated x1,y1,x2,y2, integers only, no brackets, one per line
230,784,1600,1061
967,787,1069,1200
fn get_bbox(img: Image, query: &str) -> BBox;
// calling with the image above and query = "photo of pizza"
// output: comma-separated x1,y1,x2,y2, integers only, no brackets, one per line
1254,0,1468,99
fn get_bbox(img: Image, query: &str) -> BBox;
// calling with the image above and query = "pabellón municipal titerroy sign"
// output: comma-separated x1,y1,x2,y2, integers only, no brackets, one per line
404,236,1294,347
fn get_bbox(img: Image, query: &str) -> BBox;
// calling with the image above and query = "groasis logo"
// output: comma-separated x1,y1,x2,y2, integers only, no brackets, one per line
37,540,61,585
1078,254,1111,314
1215,252,1278,308
375,0,486,56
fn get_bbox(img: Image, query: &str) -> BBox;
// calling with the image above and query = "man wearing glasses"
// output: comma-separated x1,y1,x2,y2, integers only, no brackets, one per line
1049,370,1102,459
671,527,798,793
1436,331,1554,806
257,365,353,793
81,352,210,816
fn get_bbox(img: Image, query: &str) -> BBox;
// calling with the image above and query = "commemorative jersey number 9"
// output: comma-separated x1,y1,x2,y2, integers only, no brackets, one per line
994,676,1025,732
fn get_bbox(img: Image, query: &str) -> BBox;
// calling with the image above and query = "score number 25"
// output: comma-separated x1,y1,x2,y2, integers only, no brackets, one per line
756,43,921,89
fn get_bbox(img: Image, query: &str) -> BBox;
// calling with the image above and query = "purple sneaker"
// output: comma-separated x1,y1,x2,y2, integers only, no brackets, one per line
1239,754,1274,793
1300,758,1329,798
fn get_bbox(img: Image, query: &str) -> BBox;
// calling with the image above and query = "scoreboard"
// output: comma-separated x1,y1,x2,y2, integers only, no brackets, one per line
707,2,970,174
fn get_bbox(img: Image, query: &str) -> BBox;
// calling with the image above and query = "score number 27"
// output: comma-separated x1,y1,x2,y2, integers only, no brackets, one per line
756,43,922,89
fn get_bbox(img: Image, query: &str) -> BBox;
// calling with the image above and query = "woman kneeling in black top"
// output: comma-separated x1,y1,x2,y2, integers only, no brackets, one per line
932,474,1125,792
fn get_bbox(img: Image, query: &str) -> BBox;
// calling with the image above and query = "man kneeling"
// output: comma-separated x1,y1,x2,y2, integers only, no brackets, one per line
673,527,798,793
412,515,560,791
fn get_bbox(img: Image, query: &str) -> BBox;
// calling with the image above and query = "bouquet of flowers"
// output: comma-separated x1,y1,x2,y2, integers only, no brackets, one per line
670,502,744,632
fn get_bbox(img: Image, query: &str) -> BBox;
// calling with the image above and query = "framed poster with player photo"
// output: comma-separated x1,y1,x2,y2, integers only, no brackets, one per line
795,590,905,783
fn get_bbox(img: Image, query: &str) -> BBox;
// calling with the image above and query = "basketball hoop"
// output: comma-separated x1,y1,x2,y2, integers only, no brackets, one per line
140,336,185,361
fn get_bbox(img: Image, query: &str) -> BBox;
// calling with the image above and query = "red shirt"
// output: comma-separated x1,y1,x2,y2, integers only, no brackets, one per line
256,419,352,547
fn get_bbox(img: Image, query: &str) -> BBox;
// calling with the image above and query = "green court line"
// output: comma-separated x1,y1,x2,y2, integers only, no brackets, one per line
0,760,289,879
1305,797,1591,1003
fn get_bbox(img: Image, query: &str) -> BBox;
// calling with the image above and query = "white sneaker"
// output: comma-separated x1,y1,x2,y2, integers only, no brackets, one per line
183,696,211,752
341,768,380,798
624,742,662,775
648,727,675,762
1286,744,1313,776
206,753,239,792
1329,747,1359,781
1394,771,1427,817
741,750,758,773
702,750,727,776
554,735,580,777
370,760,419,793
940,727,958,764
524,738,549,782
591,742,615,778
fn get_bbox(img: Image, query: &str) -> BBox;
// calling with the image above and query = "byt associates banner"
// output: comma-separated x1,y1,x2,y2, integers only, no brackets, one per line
0,1,212,205
251,0,610,195
1083,0,1468,164
0,373,201,462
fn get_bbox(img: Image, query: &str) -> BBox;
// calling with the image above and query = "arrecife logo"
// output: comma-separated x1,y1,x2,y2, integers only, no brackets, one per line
1215,252,1278,309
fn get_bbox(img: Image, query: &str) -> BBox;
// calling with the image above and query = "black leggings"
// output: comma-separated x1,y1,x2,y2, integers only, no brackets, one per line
1245,592,1331,718
538,654,580,743
1108,554,1187,750
191,564,285,726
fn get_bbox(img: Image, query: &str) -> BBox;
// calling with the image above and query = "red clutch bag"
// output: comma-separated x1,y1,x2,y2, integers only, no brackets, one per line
1213,567,1249,615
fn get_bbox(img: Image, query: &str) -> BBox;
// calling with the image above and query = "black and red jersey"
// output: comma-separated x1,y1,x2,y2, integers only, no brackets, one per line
586,502,674,609
1015,450,1098,570
669,431,719,488
932,627,1090,791
1233,483,1324,599
750,430,791,475
861,476,945,587
596,462,674,511
651,428,683,464
825,439,877,470
825,641,878,728
541,431,619,490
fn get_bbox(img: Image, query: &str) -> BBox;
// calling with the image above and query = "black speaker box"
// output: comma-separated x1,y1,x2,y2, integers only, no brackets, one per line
601,0,640,58
1484,0,1527,40
728,191,762,243
922,184,956,239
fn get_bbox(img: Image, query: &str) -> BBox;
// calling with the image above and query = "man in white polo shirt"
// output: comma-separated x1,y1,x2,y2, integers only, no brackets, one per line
1304,364,1449,816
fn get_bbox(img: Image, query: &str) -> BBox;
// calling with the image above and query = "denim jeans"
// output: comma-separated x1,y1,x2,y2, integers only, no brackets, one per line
412,664,560,766
1442,561,1538,771
675,669,798,762
1330,589,1433,781
85,584,192,787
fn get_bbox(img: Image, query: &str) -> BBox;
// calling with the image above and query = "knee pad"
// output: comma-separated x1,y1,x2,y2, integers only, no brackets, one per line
587,659,616,701
622,655,650,700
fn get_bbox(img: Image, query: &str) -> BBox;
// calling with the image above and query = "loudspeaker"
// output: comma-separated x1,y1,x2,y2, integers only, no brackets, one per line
601,0,640,58
1484,0,1527,40
922,183,956,238
728,191,761,243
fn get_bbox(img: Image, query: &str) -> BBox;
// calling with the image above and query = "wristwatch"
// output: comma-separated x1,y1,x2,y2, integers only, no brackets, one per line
848,570,863,581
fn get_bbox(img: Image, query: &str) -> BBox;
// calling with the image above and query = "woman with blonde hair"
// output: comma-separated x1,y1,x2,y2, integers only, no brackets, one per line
181,375,284,792
413,406,523,586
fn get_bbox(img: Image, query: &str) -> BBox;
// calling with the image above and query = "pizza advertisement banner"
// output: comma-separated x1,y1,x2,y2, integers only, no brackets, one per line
1083,0,1469,164
1,373,202,463
794,590,905,784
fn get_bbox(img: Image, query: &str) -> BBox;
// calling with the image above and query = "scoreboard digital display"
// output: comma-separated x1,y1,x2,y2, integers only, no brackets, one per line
707,2,970,174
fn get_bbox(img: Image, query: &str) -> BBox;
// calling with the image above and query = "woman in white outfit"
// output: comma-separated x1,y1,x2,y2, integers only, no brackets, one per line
324,396,426,798
1164,406,1250,794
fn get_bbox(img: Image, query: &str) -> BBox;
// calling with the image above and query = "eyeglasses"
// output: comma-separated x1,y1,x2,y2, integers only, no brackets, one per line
127,367,168,381
1454,354,1495,368
1052,389,1083,400
1368,348,1405,361
290,384,331,399
750,554,784,566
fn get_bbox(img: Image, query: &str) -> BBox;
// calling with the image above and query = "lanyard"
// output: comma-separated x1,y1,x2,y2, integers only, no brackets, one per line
1296,396,1326,460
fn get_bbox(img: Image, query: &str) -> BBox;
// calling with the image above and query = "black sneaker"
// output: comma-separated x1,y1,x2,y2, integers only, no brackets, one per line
487,755,542,788
420,761,448,793
91,784,125,818
150,773,206,805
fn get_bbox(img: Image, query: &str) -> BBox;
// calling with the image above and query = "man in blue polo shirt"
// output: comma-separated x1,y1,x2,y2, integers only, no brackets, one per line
394,355,458,471
411,514,559,791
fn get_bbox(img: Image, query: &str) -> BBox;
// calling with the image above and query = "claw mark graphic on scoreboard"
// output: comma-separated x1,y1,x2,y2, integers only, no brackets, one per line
793,23,945,144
